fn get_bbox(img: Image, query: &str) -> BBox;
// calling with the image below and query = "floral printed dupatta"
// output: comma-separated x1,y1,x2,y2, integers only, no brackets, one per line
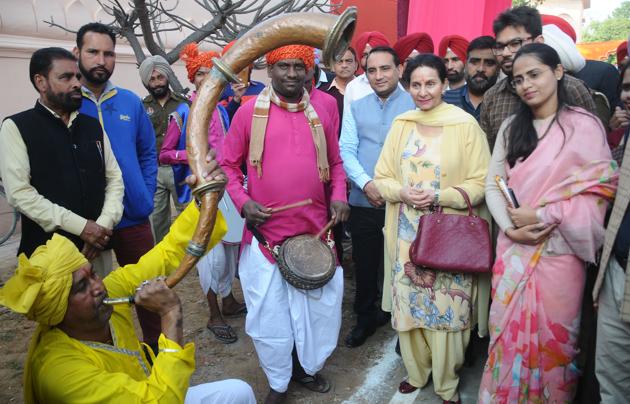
479,108,618,404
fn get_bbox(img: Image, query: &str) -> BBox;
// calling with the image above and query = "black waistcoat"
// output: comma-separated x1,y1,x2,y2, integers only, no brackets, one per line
7,102,106,255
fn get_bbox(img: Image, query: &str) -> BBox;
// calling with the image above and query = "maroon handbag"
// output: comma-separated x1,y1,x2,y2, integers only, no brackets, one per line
409,186,491,273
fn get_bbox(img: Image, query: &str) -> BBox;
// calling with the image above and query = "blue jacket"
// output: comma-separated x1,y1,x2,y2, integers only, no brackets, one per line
80,82,157,229
340,87,415,208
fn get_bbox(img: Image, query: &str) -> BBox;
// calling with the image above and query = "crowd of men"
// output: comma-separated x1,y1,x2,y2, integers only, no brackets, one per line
0,4,629,403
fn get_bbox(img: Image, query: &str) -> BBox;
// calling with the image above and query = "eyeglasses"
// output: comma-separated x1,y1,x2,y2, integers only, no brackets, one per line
510,67,552,89
491,37,532,55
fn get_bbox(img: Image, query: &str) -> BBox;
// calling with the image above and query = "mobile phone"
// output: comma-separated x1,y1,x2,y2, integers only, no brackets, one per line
495,175,519,209
507,188,520,208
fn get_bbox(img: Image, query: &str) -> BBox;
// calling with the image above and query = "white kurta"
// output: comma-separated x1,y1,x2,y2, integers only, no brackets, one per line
238,239,343,392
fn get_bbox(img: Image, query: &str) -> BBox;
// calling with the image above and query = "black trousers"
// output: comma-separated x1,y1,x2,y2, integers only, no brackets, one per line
350,206,386,327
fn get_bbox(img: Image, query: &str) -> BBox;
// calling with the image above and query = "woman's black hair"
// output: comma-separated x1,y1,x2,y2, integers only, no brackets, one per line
505,43,573,167
402,53,447,84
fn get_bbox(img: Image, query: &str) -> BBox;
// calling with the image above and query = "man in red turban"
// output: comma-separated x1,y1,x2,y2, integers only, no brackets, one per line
354,31,390,71
439,35,469,90
541,14,576,43
344,31,393,113
393,32,434,68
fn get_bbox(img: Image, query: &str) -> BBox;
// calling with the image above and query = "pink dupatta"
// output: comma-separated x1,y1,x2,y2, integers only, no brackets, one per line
479,108,618,403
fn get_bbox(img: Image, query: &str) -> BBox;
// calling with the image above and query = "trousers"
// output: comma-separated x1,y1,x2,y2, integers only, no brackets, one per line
350,206,385,327
596,257,630,403
239,239,343,392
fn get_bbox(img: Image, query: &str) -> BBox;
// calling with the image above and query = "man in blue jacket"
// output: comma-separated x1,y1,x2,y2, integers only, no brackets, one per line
74,22,159,351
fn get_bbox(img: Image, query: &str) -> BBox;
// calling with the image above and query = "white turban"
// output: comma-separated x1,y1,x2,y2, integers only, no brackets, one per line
543,25,586,73
138,55,173,86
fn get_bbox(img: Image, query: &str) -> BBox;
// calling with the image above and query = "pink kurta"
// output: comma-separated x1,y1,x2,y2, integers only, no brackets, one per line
159,93,227,164
221,94,346,262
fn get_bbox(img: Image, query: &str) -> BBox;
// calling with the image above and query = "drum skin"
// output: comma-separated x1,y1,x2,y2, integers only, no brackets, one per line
277,235,335,290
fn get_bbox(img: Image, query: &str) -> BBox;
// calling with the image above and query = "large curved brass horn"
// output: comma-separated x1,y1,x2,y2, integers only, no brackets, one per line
165,8,357,288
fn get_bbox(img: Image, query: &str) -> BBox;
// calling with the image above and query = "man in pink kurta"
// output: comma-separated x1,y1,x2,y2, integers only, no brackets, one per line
221,45,349,403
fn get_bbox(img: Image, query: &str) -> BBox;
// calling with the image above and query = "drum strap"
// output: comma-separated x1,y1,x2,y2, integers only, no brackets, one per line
246,223,277,256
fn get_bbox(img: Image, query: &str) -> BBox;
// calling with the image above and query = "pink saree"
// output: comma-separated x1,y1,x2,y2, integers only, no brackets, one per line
479,108,618,403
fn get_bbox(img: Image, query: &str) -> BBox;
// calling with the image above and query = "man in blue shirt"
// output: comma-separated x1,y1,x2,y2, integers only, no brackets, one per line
340,47,415,347
443,36,499,122
74,23,159,352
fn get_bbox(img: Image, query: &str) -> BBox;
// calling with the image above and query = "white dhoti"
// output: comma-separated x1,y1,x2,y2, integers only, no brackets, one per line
239,239,343,392
184,378,256,403
197,242,240,296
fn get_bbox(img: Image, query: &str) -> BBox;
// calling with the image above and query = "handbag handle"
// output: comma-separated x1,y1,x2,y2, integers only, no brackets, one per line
452,186,474,216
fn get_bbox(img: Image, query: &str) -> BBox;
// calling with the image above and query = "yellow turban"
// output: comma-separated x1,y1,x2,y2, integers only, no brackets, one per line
0,234,87,326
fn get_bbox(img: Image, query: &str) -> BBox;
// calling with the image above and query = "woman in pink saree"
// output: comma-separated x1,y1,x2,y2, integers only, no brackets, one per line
479,43,618,403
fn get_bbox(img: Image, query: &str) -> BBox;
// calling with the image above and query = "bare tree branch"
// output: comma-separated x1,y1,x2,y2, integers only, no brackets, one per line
46,0,338,82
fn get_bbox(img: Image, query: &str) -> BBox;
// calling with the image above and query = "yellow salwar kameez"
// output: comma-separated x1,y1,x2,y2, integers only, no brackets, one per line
374,102,490,401
27,203,227,403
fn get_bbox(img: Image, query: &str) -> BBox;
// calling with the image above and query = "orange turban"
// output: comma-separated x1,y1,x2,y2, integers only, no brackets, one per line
393,32,434,61
618,41,628,66
355,31,390,57
541,15,576,43
438,35,469,62
179,42,219,83
266,45,315,70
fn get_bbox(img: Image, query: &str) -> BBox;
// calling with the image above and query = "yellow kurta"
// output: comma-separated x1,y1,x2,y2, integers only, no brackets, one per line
392,126,473,332
27,203,227,403
374,102,492,337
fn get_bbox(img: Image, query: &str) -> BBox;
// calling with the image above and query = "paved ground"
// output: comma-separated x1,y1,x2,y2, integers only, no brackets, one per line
0,222,485,403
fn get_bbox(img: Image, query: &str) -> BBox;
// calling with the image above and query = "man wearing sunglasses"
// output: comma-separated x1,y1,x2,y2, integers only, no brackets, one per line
479,6,596,149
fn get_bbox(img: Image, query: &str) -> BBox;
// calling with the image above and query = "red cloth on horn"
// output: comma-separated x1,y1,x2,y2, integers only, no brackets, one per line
541,15,577,43
266,45,315,70
393,32,434,61
438,35,469,62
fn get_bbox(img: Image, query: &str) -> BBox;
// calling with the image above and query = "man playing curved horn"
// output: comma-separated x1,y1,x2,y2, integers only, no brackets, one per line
221,45,350,403
0,156,256,404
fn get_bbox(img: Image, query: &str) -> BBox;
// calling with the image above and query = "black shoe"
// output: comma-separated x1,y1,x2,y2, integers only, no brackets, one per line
345,325,376,348
375,310,391,327
395,338,401,356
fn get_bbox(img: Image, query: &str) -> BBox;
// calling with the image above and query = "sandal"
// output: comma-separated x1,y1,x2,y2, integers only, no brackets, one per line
291,373,331,393
398,380,418,394
207,323,237,344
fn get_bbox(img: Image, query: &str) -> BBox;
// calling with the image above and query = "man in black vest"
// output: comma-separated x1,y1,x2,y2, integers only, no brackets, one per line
0,47,124,274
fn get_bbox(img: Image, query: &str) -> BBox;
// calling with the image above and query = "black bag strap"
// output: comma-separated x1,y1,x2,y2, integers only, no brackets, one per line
452,186,473,216
247,222,272,249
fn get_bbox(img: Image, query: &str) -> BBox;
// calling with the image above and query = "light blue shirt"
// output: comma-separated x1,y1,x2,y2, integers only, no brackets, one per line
339,86,415,207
